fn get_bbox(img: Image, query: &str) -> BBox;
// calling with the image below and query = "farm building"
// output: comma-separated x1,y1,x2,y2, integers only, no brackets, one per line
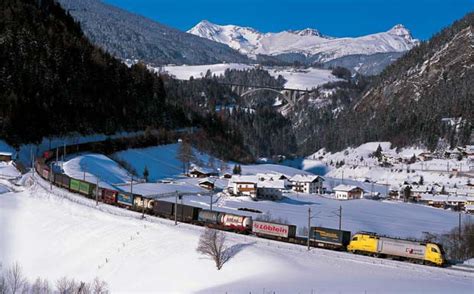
290,174,324,194
334,185,364,200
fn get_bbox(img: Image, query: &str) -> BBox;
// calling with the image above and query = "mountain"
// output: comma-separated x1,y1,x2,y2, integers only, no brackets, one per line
57,0,250,66
0,0,170,144
293,12,473,153
188,21,419,63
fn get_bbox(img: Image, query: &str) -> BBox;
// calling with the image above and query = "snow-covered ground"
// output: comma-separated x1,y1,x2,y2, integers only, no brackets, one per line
303,142,473,193
62,153,133,189
1,175,472,293
0,161,21,179
161,63,339,90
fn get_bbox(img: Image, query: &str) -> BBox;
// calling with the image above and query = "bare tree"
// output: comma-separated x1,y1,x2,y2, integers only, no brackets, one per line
6,263,27,294
56,277,77,294
92,277,109,294
0,264,6,294
196,228,229,270
177,141,195,174
31,277,52,294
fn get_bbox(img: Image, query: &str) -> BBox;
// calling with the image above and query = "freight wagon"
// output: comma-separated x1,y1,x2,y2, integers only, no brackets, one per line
99,188,117,204
347,232,445,266
152,201,201,222
153,200,175,218
220,213,252,232
53,173,71,189
252,220,296,240
117,192,134,207
69,178,95,197
198,210,220,224
310,227,351,250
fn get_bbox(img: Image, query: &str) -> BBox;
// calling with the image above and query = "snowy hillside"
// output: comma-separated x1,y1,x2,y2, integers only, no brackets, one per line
1,176,472,292
162,63,339,89
188,21,419,62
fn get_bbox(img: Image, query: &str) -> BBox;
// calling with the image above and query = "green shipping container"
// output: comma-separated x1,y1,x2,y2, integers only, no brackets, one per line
70,179,80,192
79,181,91,195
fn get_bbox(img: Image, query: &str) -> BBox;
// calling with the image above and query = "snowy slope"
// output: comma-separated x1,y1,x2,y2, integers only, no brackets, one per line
188,21,419,61
62,153,133,188
1,176,472,293
162,63,339,89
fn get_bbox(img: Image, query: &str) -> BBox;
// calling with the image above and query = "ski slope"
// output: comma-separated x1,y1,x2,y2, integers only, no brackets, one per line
1,175,472,293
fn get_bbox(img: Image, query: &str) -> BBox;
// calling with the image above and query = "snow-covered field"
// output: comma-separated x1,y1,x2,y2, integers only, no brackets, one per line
1,175,472,293
161,63,338,90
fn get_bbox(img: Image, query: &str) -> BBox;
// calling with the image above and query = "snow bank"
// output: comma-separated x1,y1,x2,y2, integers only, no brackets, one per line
1,177,472,293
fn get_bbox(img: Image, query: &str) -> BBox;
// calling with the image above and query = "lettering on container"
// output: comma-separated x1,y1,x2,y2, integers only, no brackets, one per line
253,221,289,238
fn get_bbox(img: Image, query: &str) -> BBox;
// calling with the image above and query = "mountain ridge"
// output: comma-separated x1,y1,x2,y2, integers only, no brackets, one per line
188,20,419,62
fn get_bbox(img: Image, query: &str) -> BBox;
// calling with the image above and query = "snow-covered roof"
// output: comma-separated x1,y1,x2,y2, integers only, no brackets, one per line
230,175,258,183
117,182,207,197
189,165,218,175
290,174,324,183
0,152,13,156
333,185,364,192
257,180,286,189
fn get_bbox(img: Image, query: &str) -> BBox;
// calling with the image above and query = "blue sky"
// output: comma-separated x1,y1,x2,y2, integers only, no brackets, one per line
105,0,473,39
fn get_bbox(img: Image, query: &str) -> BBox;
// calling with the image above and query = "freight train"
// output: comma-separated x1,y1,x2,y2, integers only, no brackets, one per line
34,151,446,267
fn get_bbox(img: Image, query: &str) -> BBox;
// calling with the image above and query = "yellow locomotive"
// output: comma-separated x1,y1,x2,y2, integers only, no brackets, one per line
347,232,445,266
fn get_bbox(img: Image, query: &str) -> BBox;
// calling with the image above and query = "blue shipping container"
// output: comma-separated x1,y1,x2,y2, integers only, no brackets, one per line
117,193,134,206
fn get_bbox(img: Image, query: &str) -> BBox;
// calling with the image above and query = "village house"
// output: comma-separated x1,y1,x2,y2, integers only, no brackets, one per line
198,179,215,191
256,180,285,200
228,175,257,197
334,185,364,200
188,165,218,178
290,174,324,194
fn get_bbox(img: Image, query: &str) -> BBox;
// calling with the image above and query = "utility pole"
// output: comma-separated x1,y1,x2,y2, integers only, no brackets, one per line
341,170,344,185
130,175,133,195
95,177,99,206
83,163,86,181
49,162,53,190
307,207,312,251
210,193,213,211
56,147,59,164
459,212,462,241
175,191,178,225
339,205,342,231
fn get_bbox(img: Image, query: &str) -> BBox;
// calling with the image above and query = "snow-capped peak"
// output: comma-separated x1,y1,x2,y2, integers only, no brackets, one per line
291,28,324,37
188,20,419,61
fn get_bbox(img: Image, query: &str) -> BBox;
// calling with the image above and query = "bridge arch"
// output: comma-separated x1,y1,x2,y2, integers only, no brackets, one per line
239,88,295,105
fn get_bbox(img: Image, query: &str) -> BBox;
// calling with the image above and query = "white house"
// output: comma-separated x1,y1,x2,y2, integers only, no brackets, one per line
290,175,324,194
334,185,364,200
229,175,257,197
188,165,218,178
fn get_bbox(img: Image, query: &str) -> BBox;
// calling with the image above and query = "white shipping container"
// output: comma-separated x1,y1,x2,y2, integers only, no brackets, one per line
378,237,426,260
252,221,290,238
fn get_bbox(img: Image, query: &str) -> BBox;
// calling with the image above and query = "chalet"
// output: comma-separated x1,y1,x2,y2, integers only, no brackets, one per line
0,152,13,162
198,179,215,191
334,185,364,200
290,174,324,194
417,152,434,161
188,165,218,178
229,175,257,197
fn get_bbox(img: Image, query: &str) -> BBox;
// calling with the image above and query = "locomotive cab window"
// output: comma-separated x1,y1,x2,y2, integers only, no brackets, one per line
431,247,439,253
352,237,358,241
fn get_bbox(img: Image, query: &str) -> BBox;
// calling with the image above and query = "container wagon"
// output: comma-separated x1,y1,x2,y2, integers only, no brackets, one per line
347,232,445,266
252,220,297,241
176,204,201,222
53,173,70,189
69,178,95,197
153,200,175,218
99,188,117,204
117,192,134,207
310,227,352,250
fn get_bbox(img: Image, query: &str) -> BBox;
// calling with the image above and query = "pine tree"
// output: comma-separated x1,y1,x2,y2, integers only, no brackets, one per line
143,166,149,183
